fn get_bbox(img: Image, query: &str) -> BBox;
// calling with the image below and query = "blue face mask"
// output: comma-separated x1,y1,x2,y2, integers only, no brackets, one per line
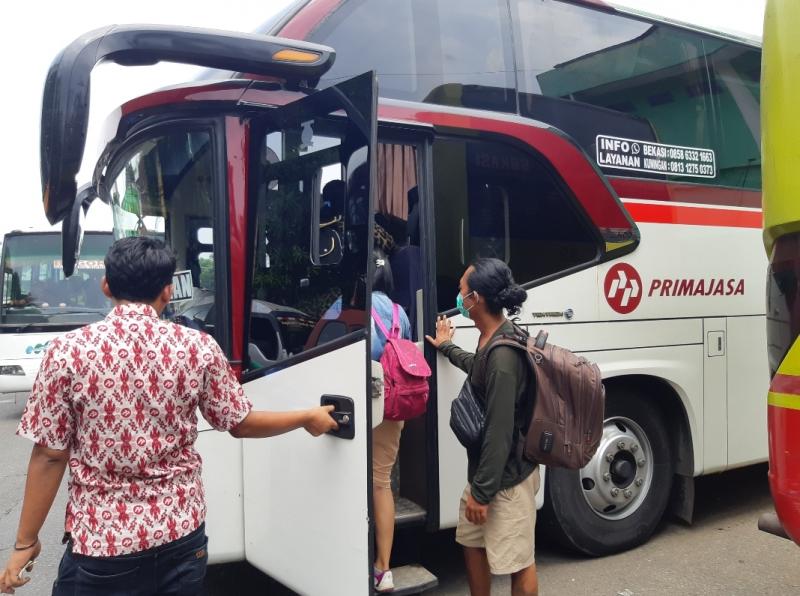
456,291,475,318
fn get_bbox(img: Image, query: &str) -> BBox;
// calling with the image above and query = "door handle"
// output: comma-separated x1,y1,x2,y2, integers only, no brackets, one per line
321,395,355,440
331,411,352,426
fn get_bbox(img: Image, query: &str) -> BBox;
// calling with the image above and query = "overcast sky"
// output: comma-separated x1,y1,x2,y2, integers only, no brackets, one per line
0,0,766,240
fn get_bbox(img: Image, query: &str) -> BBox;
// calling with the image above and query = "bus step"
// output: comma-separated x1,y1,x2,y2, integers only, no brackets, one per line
390,564,438,595
394,497,426,526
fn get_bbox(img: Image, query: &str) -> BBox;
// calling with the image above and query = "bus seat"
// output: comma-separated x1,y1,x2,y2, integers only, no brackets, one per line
250,315,281,361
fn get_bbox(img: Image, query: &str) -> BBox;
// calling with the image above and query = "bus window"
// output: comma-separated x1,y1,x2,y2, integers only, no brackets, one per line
511,0,761,189
107,129,220,337
432,137,599,313
307,0,516,111
249,118,367,369
705,45,761,189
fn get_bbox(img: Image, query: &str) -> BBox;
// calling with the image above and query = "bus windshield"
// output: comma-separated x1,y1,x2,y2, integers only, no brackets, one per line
0,232,113,329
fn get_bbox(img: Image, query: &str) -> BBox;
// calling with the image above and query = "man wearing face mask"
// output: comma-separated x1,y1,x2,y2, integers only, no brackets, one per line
426,258,539,596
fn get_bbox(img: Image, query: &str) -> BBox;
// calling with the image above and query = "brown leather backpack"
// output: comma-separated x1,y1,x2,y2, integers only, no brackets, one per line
475,324,606,469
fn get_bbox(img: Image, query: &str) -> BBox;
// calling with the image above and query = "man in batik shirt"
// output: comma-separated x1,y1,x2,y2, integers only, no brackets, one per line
0,237,337,594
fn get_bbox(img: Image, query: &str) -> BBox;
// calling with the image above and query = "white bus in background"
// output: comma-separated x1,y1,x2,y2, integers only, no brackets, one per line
0,230,113,402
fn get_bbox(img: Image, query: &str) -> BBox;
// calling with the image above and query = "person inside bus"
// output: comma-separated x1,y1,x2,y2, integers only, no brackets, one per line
0,236,339,595
370,246,412,594
426,258,539,596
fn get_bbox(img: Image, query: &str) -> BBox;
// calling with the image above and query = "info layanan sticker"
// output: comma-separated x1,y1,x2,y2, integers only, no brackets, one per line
596,135,716,179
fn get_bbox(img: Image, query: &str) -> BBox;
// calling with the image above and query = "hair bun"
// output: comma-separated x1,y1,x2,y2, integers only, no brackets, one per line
498,284,527,314
467,258,527,316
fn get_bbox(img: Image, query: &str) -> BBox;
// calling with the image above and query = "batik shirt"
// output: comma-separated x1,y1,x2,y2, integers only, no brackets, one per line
17,303,252,557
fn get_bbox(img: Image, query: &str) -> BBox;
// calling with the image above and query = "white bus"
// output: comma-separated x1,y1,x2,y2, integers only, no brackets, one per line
0,230,113,402
39,0,765,593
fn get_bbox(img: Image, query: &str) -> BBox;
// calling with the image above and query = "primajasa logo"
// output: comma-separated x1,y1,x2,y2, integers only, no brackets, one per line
604,263,642,314
604,263,746,315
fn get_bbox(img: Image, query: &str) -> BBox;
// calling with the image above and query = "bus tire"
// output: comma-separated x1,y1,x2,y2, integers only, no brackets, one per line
539,390,674,556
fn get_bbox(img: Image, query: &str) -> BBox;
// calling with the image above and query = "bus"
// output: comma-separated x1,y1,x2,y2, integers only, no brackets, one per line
39,1,765,593
761,0,800,546
0,230,112,403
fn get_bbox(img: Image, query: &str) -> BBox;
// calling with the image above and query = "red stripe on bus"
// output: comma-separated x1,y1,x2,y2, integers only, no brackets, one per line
623,201,762,228
771,374,800,396
610,177,762,210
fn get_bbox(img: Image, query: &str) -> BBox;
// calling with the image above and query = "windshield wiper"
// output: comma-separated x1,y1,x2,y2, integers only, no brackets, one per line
0,322,44,332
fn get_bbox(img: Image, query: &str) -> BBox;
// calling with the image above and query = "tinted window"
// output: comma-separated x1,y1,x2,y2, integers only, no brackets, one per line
433,137,599,312
308,0,516,111
706,45,761,189
249,115,370,369
512,0,761,189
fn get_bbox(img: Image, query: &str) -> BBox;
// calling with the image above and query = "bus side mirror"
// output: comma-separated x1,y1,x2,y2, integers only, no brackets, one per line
61,184,96,278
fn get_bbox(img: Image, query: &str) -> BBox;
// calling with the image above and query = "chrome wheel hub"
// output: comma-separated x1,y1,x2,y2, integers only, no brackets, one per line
580,416,654,520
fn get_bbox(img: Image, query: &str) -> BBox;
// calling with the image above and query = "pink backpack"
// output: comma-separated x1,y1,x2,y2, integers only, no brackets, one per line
371,304,431,421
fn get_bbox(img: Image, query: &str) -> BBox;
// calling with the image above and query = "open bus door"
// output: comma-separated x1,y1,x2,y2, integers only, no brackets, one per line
39,25,435,595
237,73,385,595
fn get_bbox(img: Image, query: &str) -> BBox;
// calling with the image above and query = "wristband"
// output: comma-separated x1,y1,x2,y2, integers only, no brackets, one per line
14,539,38,551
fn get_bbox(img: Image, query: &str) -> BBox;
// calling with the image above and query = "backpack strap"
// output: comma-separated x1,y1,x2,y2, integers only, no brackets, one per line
371,307,391,339
471,330,538,465
471,334,529,391
372,304,402,340
390,303,402,339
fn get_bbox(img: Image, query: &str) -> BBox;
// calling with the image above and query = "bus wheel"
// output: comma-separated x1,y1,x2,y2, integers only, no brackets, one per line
540,390,674,556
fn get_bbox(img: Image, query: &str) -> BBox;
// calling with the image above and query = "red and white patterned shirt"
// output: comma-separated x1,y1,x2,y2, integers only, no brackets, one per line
17,303,252,557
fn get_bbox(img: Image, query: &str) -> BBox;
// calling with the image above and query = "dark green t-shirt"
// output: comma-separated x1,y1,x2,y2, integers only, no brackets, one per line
439,320,537,504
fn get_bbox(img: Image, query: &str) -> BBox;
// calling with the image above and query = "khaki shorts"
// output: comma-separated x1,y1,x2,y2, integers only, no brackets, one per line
456,467,540,575
372,419,404,489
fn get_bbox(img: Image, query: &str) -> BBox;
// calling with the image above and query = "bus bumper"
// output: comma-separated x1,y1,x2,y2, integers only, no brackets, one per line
767,402,800,546
758,511,791,541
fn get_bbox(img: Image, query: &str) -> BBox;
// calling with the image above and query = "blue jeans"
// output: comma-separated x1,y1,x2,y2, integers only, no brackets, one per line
52,524,208,596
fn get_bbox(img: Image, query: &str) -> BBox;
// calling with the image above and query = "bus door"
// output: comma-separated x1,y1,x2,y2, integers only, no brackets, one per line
240,72,381,596
420,120,640,530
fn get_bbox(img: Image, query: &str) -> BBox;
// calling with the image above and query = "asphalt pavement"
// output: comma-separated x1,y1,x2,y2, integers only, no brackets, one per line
1,396,797,595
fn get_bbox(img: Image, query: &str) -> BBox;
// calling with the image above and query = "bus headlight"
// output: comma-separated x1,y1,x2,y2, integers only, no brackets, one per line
0,365,25,376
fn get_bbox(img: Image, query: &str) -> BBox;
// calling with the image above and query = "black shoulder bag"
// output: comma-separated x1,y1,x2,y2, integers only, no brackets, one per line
449,379,486,450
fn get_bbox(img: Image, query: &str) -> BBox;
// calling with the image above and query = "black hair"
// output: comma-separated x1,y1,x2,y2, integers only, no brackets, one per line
104,236,176,302
467,258,527,316
372,247,394,295
321,179,345,219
